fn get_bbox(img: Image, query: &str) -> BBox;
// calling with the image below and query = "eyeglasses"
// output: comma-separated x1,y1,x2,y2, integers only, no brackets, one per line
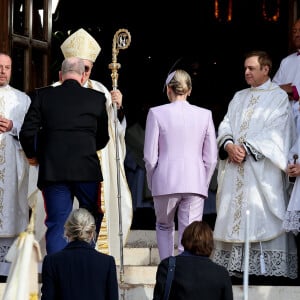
84,66,91,72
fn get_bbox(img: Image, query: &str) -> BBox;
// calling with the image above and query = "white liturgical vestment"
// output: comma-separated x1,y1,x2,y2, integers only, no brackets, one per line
272,52,300,133
0,85,31,275
283,136,300,234
212,80,298,278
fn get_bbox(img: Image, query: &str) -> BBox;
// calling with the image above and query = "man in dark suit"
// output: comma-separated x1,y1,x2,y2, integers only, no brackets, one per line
19,57,109,254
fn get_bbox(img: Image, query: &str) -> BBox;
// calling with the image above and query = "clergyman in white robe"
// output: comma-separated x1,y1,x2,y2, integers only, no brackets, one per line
0,85,31,276
212,79,298,279
272,44,300,134
283,136,300,235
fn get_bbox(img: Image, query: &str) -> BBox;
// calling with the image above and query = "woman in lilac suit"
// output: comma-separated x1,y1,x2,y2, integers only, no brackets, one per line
143,69,218,260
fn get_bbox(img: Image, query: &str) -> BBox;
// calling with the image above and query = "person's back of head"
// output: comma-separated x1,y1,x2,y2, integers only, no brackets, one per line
181,221,214,256
166,69,192,96
64,208,96,243
60,57,84,83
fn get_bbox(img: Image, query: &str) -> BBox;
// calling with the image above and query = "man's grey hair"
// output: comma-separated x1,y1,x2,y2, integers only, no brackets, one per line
61,57,85,76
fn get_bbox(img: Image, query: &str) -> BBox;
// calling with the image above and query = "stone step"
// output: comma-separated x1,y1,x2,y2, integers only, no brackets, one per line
116,261,300,299
124,229,175,266
2,230,298,300
118,230,300,299
0,283,298,300
125,230,159,248
117,283,300,300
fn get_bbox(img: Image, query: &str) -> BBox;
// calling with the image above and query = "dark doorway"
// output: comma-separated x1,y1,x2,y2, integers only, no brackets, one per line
52,1,290,126
51,0,300,285
51,0,291,229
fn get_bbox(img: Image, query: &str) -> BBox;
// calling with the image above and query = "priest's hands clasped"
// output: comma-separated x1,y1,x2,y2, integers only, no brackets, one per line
225,143,247,164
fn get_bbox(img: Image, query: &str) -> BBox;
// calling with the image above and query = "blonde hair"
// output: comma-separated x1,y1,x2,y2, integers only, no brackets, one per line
167,69,192,95
64,208,96,243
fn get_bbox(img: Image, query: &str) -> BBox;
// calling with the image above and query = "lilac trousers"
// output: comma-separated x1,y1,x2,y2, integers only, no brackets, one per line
153,193,204,260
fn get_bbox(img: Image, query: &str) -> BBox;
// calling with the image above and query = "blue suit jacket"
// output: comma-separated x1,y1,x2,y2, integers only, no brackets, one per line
41,240,119,300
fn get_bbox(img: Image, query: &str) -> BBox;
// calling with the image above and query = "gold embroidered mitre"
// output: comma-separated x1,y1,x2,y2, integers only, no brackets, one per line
60,28,101,62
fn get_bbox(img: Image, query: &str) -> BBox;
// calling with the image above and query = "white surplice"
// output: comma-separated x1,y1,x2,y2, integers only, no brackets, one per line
283,136,300,235
272,52,300,134
0,85,31,275
212,80,298,278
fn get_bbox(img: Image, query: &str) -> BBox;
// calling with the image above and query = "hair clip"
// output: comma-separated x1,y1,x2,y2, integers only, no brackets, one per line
165,70,176,86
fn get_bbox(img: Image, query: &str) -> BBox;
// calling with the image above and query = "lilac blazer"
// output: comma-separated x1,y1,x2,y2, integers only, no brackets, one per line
143,100,218,197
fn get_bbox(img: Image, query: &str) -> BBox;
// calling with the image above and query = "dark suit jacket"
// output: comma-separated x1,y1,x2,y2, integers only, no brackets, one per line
41,240,119,300
153,254,233,300
19,79,109,189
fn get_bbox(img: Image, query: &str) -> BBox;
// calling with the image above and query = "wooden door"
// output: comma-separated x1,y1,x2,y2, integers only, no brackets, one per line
0,0,53,93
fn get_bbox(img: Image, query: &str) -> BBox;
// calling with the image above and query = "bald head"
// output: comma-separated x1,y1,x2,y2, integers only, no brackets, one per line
60,57,84,84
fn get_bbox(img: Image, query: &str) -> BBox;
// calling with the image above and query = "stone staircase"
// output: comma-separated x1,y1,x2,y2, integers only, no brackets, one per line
116,229,167,300
0,230,299,299
117,230,300,300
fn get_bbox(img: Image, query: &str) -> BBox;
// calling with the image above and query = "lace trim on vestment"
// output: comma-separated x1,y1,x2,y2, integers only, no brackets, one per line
0,244,9,263
213,245,297,279
283,211,300,235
